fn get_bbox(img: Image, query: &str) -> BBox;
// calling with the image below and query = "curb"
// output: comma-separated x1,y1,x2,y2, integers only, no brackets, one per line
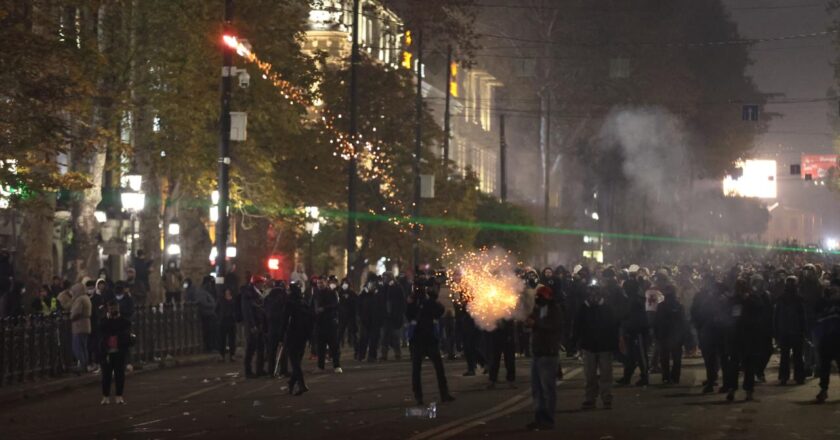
0,353,221,406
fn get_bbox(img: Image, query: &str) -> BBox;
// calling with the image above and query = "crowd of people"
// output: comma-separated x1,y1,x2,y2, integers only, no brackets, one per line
3,246,840,429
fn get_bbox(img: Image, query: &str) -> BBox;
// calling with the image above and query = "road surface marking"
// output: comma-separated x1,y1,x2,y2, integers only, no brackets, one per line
409,366,580,440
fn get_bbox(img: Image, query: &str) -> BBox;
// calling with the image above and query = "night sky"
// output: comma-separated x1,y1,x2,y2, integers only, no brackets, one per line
724,0,835,154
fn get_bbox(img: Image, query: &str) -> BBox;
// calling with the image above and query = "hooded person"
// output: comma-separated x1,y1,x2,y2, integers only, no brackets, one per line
241,275,267,377
89,279,109,373
750,274,774,383
815,270,840,403
279,281,315,395
525,284,562,431
406,273,455,406
265,279,289,376
723,278,766,402
380,272,405,361
186,278,217,352
654,285,687,384
573,284,619,410
163,260,184,305
313,275,342,373
357,273,385,362
774,276,806,385
337,277,358,349
99,299,132,405
70,278,93,373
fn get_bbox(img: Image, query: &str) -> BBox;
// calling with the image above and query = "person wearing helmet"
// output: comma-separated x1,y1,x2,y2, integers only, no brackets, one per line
774,276,806,385
241,275,267,378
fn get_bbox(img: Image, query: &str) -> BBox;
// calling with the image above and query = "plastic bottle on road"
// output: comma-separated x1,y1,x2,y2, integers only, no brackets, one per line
405,402,437,419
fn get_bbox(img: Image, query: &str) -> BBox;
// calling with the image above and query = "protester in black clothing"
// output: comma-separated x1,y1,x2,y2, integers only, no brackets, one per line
241,275,267,377
723,279,767,402
132,249,152,297
337,278,357,348
217,287,238,362
279,282,314,396
380,272,405,361
186,277,217,352
617,275,650,387
457,295,484,375
406,277,455,406
357,274,384,362
774,276,807,385
105,282,135,321
573,285,620,410
816,273,840,403
654,285,687,384
526,284,562,431
486,318,516,389
99,300,132,405
750,275,775,383
265,280,288,376
314,276,342,373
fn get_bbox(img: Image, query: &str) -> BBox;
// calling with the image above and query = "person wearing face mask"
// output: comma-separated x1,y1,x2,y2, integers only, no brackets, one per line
163,260,184,305
314,275,342,373
357,273,384,362
407,276,455,405
106,281,135,321
572,284,619,410
337,278,357,349
525,285,562,431
380,272,406,361
99,300,133,405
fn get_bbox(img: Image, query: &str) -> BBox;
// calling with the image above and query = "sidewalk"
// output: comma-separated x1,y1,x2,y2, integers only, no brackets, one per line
0,352,223,406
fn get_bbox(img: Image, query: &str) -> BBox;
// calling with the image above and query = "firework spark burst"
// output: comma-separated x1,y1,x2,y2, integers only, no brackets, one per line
445,247,525,331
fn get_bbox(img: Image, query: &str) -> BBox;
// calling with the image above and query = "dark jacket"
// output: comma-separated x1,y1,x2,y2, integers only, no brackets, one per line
573,299,619,353
406,296,444,343
654,295,687,349
774,290,807,340
98,316,132,362
338,287,357,324
240,285,266,331
188,286,217,317
382,283,406,326
104,293,135,321
264,287,287,331
313,287,339,327
217,296,237,325
815,285,840,350
279,294,314,350
728,293,770,355
530,299,562,357
358,286,384,327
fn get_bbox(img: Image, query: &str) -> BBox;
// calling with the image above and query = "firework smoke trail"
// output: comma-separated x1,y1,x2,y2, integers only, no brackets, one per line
444,247,528,331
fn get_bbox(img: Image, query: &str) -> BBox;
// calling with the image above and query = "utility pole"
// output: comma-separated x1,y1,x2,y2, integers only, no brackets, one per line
347,0,360,280
499,114,507,202
443,45,452,165
412,28,423,272
215,0,233,291
543,92,551,227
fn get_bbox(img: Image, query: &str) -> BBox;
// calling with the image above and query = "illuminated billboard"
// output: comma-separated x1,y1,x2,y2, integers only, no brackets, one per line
801,154,838,180
723,159,777,199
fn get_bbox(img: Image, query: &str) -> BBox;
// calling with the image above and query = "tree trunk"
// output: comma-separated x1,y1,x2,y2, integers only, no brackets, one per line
20,190,56,293
236,214,269,279
179,206,211,284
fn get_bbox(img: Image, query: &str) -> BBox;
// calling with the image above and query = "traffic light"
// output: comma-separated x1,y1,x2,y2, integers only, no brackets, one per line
401,30,413,70
449,61,458,98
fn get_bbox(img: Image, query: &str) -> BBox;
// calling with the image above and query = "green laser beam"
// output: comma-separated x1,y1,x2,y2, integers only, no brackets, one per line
308,208,839,256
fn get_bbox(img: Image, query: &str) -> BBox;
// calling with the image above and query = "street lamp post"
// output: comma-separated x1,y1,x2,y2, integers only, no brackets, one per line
120,174,145,259
216,0,234,293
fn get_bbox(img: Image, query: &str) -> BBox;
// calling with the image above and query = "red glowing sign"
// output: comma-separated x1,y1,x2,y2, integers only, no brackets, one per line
801,154,838,180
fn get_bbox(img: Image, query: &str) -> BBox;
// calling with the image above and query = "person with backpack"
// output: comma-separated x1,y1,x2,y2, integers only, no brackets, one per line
280,281,315,396
99,300,132,405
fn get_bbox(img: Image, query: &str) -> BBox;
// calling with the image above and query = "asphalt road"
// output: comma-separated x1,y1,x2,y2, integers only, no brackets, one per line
2,351,840,440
